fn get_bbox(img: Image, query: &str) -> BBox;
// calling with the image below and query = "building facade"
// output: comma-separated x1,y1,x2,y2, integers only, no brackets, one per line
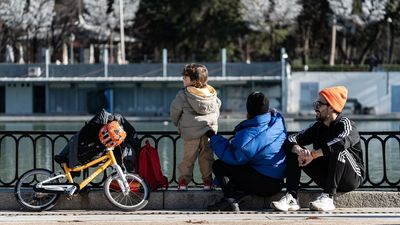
0,62,282,116
1,63,399,116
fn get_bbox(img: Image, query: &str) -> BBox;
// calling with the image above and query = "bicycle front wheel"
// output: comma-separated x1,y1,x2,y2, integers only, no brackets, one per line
104,173,149,211
14,169,60,211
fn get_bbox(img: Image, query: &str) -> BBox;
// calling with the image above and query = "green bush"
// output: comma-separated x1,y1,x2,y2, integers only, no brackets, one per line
291,64,400,72
292,64,368,72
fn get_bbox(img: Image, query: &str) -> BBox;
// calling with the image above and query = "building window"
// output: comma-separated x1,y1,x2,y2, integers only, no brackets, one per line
33,85,46,113
0,86,4,113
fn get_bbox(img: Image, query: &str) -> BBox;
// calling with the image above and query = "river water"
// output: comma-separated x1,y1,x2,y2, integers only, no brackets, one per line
1,118,399,187
1,116,399,132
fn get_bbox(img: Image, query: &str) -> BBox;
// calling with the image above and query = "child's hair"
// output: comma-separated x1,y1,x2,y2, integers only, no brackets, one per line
182,63,208,88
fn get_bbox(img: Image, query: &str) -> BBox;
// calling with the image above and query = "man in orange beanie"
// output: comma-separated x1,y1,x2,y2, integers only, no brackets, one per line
271,86,365,212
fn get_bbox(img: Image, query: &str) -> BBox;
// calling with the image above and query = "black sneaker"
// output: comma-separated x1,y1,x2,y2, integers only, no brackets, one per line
207,198,240,212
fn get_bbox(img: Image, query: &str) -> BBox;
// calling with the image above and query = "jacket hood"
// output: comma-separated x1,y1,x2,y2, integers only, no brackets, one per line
235,111,286,145
184,85,220,115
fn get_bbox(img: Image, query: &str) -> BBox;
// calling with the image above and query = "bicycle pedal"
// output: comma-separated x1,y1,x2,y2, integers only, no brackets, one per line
64,195,74,200
64,185,79,197
64,191,80,199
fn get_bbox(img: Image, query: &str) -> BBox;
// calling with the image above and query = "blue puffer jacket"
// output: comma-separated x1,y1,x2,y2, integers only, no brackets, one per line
210,112,287,179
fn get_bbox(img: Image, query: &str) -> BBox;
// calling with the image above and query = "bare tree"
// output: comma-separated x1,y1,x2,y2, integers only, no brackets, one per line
26,0,55,37
354,0,387,26
240,0,271,32
241,0,301,31
270,0,303,26
79,0,140,63
80,0,116,39
354,0,388,64
0,0,26,29
328,0,353,65
385,0,400,64
49,0,79,63
0,0,26,61
27,0,55,62
0,0,55,62
240,0,302,61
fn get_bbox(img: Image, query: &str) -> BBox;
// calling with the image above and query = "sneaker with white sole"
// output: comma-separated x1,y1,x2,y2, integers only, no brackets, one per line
207,198,240,212
270,193,300,211
309,193,335,211
203,180,214,191
178,179,188,191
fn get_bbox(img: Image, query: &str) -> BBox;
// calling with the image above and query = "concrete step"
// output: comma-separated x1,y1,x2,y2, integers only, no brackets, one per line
1,209,400,225
4,188,400,211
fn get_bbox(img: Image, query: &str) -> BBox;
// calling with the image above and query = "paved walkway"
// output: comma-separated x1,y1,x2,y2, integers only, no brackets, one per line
1,208,399,225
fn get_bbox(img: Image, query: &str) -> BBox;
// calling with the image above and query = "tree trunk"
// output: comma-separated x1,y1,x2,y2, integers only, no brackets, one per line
245,42,251,64
329,15,337,66
32,36,38,63
18,43,25,64
341,36,346,64
62,43,68,64
89,44,95,64
302,25,310,65
358,27,382,65
109,34,114,64
154,47,160,62
337,36,345,64
388,23,394,64
236,36,247,62
347,45,354,65
26,31,31,63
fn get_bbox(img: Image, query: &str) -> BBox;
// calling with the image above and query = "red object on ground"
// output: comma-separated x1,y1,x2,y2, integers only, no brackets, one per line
138,140,169,191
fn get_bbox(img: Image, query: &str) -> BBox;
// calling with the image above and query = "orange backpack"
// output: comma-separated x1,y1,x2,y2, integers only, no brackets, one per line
138,140,169,191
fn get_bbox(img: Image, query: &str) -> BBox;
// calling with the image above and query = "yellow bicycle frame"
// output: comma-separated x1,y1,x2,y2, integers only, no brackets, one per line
63,149,117,191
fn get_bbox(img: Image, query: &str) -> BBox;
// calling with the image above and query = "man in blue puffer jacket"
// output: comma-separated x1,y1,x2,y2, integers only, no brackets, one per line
206,91,287,211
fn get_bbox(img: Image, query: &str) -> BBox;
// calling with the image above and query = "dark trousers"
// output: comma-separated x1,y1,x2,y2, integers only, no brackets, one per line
213,159,283,200
285,149,363,196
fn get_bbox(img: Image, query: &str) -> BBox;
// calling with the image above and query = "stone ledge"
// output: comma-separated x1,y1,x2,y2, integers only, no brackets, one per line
3,188,399,211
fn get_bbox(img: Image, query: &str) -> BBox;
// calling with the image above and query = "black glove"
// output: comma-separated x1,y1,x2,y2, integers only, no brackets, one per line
205,129,216,138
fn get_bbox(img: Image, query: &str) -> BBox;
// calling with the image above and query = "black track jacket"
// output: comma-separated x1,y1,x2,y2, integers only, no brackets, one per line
286,114,365,179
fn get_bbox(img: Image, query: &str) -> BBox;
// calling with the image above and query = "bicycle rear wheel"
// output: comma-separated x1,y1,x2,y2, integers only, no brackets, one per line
14,169,60,211
104,173,149,211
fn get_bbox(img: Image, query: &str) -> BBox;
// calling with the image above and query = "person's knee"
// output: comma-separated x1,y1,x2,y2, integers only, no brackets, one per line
337,182,358,192
337,176,363,192
212,159,224,173
284,147,299,159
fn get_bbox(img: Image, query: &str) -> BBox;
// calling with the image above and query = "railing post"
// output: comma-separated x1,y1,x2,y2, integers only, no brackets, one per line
104,49,109,77
281,48,288,114
163,49,167,77
221,48,226,77
119,0,126,64
45,49,50,78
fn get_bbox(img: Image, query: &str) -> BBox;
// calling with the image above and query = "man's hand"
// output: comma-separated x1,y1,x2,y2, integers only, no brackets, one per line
292,145,313,167
298,154,313,167
291,145,304,155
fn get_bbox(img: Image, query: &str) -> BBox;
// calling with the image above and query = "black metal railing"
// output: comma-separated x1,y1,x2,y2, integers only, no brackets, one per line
0,131,399,189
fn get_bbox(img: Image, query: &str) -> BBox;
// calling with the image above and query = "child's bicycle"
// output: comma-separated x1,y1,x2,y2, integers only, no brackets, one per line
14,121,150,211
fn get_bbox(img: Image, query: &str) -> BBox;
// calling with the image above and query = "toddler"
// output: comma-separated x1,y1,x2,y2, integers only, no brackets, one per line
170,63,221,190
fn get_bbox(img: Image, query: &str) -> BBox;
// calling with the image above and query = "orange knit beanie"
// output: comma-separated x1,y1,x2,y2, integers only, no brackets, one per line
319,86,348,113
